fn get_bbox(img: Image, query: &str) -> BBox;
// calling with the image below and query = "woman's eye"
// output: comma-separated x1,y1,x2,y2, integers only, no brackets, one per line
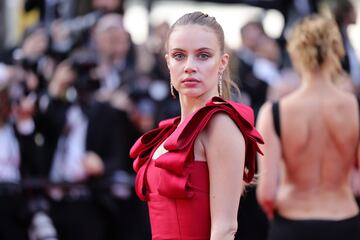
198,53,210,60
173,53,185,61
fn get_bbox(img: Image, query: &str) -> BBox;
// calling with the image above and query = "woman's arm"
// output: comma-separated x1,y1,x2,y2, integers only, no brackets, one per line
354,130,360,197
203,113,245,240
351,168,360,197
357,139,360,174
255,102,281,219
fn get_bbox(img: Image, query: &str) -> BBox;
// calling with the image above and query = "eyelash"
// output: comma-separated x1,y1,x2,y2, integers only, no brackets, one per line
171,53,211,61
198,53,210,60
173,53,185,60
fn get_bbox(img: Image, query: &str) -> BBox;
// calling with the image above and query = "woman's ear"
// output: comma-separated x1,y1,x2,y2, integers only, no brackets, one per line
220,53,229,72
165,54,170,69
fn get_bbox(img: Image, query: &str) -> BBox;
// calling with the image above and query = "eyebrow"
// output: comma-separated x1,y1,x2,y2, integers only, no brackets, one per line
170,47,214,52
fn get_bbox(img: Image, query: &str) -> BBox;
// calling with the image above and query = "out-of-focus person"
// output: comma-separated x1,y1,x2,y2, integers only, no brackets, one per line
44,0,125,61
93,13,132,97
14,24,54,96
137,21,181,131
235,21,267,116
253,36,282,88
0,83,29,240
233,21,269,240
93,13,168,134
256,15,360,240
45,58,144,240
332,0,360,95
92,13,146,129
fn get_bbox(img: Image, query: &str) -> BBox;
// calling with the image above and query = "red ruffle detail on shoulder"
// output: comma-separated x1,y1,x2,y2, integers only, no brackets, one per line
130,97,264,201
130,117,179,200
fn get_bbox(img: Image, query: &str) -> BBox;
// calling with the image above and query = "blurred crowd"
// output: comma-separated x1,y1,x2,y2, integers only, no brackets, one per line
0,0,359,240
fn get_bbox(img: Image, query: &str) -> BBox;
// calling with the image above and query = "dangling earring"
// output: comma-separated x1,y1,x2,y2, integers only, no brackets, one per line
170,82,176,99
218,72,223,97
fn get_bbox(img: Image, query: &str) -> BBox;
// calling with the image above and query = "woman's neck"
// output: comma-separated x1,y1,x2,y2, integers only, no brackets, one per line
179,96,209,122
300,70,334,91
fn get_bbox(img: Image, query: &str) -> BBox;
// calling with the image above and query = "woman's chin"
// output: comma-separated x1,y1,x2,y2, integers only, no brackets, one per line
179,91,217,100
179,90,203,98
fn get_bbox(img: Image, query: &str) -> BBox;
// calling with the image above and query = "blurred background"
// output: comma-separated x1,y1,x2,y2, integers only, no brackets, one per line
0,0,359,240
2,0,360,49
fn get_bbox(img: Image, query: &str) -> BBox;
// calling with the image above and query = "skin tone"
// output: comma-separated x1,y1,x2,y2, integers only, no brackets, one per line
23,29,49,59
93,0,120,11
241,23,263,52
152,24,246,240
256,57,360,220
95,27,129,63
165,24,228,120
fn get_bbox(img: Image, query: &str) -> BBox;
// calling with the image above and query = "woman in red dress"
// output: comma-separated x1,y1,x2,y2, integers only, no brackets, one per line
130,11,264,240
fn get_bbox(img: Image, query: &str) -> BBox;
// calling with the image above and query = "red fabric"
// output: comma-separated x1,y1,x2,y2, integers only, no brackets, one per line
130,97,264,239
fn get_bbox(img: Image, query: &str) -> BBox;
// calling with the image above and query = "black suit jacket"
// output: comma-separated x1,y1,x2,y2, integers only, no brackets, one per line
28,96,138,185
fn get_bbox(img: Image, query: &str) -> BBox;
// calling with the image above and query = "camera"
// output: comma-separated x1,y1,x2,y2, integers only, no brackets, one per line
68,51,100,92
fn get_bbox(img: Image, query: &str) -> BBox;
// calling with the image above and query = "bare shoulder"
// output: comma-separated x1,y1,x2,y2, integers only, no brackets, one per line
200,112,245,145
207,112,241,133
329,89,358,115
339,90,358,105
200,112,246,166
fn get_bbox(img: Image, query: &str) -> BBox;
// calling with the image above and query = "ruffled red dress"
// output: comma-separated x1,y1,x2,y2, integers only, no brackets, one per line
130,97,264,240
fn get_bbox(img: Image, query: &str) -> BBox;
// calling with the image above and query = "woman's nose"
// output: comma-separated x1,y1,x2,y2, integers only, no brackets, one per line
184,57,196,74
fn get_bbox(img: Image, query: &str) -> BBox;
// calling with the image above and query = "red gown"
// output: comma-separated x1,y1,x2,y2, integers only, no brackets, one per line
130,97,264,240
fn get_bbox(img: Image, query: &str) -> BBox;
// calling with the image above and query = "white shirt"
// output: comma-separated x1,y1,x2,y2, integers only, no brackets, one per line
50,105,88,182
253,58,281,87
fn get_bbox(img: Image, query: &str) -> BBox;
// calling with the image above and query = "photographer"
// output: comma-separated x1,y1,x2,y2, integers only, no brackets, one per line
42,56,139,240
0,83,33,240
10,24,55,95
43,0,125,60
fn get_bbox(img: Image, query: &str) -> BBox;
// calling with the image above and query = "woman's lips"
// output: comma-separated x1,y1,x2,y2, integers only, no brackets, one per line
181,78,201,87
181,78,200,83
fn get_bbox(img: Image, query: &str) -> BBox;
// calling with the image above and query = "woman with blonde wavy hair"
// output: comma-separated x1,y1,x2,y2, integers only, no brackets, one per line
256,14,360,240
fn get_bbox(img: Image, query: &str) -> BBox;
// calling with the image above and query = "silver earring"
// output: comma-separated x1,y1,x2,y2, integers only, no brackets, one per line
170,82,176,99
218,73,223,97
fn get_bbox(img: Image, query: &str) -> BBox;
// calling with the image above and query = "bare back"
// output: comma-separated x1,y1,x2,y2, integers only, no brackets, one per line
276,85,360,219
